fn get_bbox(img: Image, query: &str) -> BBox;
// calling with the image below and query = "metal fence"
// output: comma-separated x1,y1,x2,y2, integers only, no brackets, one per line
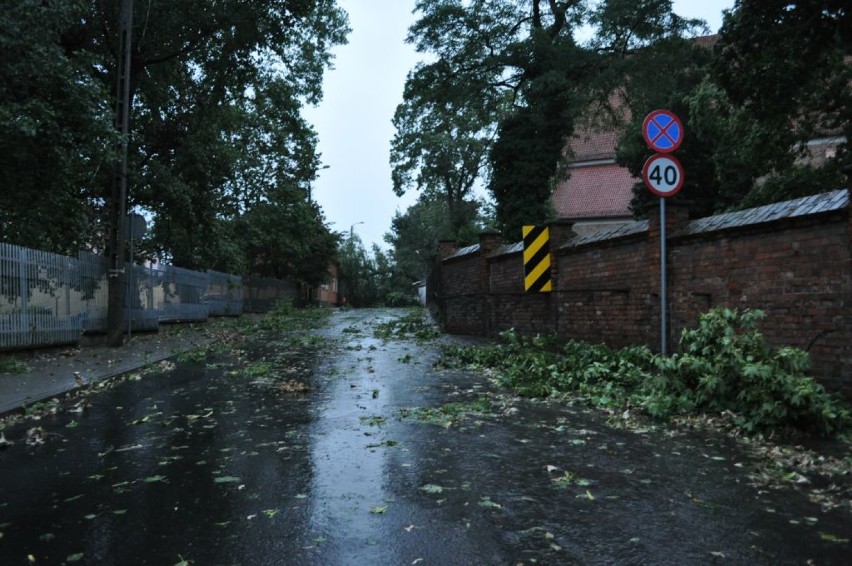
154,264,209,323
127,263,160,332
77,251,110,333
0,241,294,351
206,270,243,316
0,243,83,349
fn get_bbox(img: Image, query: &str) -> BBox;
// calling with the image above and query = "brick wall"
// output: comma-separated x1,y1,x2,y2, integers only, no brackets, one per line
669,211,851,392
488,248,555,336
435,189,852,394
556,234,654,349
440,246,484,335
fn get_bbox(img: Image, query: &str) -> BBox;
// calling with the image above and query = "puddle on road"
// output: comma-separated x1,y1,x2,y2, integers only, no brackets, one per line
1,308,850,565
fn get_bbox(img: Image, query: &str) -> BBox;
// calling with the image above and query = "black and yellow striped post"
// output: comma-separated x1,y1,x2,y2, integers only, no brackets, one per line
522,225,552,293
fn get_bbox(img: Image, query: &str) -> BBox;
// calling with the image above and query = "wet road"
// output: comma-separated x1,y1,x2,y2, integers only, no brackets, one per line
1,308,850,565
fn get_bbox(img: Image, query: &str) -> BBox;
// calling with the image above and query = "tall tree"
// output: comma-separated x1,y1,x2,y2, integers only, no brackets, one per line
391,72,498,237
619,0,850,218
0,0,114,254
237,185,338,286
111,0,348,266
385,195,489,287
400,0,591,239
710,0,849,207
1,0,349,279
398,0,704,240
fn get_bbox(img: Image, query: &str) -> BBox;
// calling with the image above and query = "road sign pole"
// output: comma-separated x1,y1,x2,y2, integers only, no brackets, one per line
643,108,684,357
660,198,667,356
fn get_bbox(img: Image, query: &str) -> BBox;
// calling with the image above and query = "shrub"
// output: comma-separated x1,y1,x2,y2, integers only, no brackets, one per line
439,309,850,436
644,308,850,435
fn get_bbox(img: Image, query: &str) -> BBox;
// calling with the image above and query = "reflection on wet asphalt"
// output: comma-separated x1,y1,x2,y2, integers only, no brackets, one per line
1,308,850,565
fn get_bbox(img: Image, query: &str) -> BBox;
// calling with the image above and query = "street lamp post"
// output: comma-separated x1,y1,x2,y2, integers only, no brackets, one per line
350,221,364,239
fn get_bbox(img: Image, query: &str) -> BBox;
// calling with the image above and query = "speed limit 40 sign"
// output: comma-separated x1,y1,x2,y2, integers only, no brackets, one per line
642,153,684,197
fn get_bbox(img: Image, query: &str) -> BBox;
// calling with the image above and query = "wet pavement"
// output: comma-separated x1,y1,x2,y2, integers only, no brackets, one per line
1,308,851,565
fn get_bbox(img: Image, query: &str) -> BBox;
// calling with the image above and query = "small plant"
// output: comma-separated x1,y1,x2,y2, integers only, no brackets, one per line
176,349,207,363
0,358,30,374
231,361,275,378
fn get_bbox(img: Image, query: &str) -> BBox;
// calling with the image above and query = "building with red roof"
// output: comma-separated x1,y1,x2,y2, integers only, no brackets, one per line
551,35,720,235
551,127,636,236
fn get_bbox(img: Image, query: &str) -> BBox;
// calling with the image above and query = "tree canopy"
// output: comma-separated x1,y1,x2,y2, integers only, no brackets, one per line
393,0,705,240
393,0,849,250
1,0,348,285
621,0,850,217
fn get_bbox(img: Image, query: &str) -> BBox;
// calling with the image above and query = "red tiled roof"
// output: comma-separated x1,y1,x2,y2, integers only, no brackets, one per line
566,129,620,162
693,34,720,48
552,164,637,219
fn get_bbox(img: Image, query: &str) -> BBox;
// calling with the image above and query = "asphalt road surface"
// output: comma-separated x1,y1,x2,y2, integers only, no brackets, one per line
1,308,850,565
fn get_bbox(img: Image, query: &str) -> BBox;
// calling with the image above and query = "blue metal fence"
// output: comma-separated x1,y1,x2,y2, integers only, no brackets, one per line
0,243,83,349
206,270,243,316
0,241,290,351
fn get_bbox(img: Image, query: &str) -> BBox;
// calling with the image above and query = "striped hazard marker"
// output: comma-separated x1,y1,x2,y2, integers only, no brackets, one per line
522,225,552,293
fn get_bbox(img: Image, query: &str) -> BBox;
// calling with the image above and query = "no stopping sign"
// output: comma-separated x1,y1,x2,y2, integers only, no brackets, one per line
642,153,684,197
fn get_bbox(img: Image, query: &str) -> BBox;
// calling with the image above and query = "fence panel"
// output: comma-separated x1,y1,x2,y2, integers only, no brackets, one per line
154,265,210,322
77,251,109,333
0,243,82,350
206,270,243,316
1,241,302,350
127,263,160,331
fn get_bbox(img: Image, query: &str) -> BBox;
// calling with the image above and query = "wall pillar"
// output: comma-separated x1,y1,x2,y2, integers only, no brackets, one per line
438,239,458,261
479,231,502,335
547,220,576,335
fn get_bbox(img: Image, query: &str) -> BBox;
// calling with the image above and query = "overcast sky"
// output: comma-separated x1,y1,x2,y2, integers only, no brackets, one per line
304,0,735,250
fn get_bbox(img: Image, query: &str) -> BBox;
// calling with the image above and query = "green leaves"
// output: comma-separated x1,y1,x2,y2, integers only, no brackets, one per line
0,1,114,254
2,0,348,270
649,307,850,435
440,308,850,436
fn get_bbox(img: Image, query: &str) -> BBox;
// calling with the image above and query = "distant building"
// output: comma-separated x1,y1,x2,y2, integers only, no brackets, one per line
312,262,339,306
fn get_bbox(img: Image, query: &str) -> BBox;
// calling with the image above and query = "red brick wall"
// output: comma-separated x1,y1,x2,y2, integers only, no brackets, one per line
488,250,555,335
441,251,484,335
436,193,852,394
669,213,851,393
555,235,655,349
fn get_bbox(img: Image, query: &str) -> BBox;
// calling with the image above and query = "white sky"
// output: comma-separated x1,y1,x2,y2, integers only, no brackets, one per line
304,0,735,250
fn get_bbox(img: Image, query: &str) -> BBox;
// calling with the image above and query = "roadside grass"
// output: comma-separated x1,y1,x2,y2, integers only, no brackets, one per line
0,358,30,374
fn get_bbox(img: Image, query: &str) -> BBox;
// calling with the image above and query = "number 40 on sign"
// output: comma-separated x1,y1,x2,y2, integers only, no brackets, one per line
642,153,684,197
